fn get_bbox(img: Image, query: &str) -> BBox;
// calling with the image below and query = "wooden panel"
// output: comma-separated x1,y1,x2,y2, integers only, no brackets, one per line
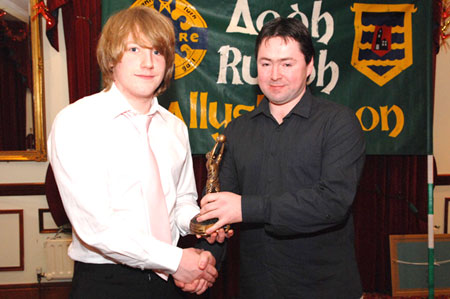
0,183,45,196
0,282,71,299
436,174,450,186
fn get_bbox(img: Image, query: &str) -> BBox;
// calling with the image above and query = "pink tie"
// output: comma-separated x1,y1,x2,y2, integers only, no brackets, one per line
125,111,172,279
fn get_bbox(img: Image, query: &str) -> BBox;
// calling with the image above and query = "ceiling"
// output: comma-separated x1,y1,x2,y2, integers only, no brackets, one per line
1,0,29,23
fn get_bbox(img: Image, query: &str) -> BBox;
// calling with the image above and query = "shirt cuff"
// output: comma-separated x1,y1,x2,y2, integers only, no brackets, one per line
241,194,265,223
149,241,183,275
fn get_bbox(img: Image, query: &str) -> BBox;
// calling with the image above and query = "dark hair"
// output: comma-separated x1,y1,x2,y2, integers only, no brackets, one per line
255,17,315,64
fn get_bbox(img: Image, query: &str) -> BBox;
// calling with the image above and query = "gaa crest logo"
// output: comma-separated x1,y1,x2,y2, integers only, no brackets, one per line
350,4,416,86
132,0,208,80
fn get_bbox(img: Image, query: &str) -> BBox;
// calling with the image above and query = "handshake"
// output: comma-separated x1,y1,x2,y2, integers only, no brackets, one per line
172,190,239,295
172,248,219,295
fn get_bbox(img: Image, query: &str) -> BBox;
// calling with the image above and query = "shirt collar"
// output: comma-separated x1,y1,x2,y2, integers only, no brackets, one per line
105,83,165,120
252,88,313,120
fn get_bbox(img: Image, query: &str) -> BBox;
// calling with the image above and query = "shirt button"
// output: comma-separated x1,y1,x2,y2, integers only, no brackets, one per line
148,274,152,281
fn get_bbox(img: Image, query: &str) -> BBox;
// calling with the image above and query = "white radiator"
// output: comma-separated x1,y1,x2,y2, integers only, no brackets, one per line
44,238,74,280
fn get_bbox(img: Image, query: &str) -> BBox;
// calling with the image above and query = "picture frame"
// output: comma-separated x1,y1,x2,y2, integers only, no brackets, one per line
445,198,450,234
39,208,59,234
390,234,450,296
0,210,24,271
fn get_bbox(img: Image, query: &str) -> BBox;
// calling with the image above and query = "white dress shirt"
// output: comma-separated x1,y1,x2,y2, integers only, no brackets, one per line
48,83,199,274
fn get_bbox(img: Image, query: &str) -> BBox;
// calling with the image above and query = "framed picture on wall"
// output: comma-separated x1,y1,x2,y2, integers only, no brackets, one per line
39,209,59,234
0,210,24,271
390,234,450,296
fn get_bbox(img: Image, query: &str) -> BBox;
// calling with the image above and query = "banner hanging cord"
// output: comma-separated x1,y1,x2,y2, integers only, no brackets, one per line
394,259,450,266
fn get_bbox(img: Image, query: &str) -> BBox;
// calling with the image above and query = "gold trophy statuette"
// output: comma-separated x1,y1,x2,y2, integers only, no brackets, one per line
190,134,231,236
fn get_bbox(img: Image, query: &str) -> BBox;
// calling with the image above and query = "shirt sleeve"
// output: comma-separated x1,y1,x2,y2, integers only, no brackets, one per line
48,108,182,273
172,124,201,236
238,108,366,237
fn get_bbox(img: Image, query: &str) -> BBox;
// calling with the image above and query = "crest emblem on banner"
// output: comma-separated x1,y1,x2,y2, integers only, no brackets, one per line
132,0,208,80
350,4,417,86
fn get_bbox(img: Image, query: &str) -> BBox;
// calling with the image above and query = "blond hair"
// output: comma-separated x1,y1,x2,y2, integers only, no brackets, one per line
97,6,175,96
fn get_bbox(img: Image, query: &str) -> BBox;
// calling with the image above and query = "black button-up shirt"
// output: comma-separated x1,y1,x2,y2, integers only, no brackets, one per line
220,88,366,298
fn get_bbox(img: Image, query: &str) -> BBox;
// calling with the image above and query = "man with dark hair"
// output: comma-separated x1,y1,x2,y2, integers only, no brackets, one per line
198,17,366,298
48,6,217,298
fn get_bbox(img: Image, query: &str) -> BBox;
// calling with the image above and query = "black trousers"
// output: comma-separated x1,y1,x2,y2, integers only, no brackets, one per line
70,261,184,299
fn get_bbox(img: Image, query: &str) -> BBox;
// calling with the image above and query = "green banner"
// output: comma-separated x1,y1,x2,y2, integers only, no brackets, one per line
102,0,433,155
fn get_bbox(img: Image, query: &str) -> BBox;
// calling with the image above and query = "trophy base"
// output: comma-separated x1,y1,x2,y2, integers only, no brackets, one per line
190,214,231,236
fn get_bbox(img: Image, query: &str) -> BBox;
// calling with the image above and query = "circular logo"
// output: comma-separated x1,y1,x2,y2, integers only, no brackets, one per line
132,0,208,80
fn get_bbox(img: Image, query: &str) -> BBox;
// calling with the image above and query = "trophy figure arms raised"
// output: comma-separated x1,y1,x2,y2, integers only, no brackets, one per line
190,134,231,236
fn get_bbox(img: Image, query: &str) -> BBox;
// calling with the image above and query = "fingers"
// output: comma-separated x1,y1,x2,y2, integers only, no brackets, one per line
226,229,234,238
202,231,220,244
215,228,231,242
205,219,229,235
197,192,241,241
196,207,220,223
200,193,217,208
185,280,201,293
176,278,207,294
174,279,185,289
206,228,226,243
204,232,217,244
199,227,235,244
201,254,218,280
173,248,216,284
193,279,210,295
173,249,217,294
201,263,218,282
195,251,218,284
194,279,209,295
198,250,215,270
199,202,217,217
198,193,230,223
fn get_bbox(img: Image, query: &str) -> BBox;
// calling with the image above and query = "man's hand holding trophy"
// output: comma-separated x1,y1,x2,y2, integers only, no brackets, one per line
190,134,234,243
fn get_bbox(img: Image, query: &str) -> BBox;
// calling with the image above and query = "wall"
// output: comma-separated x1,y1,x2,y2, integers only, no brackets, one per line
433,45,450,235
0,14,70,285
0,11,449,286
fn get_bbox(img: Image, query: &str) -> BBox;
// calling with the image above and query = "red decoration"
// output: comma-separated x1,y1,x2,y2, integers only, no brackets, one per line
32,1,56,29
441,17,450,41
440,0,450,46
0,10,28,42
